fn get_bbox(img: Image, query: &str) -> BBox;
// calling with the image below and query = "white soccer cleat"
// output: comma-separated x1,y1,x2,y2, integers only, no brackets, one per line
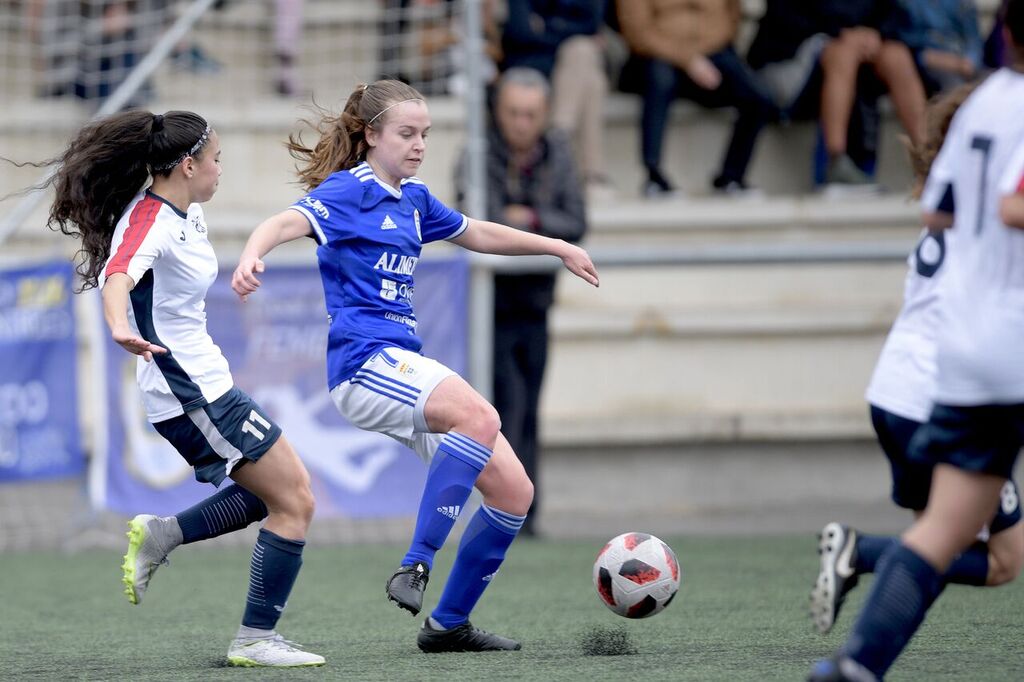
226,634,326,667
810,521,860,634
121,514,180,605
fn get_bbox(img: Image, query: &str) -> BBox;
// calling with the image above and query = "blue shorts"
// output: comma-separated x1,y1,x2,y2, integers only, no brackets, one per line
153,387,281,486
874,404,1021,533
870,405,933,511
910,403,1024,480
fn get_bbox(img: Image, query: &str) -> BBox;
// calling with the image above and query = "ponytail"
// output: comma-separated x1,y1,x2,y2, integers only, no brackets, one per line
42,109,209,291
288,79,424,191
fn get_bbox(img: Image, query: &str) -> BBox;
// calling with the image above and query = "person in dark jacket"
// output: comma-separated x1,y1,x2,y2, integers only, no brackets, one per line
747,0,927,187
455,67,588,536
502,0,611,192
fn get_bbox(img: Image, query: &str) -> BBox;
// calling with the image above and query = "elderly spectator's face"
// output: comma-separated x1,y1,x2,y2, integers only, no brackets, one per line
496,83,548,153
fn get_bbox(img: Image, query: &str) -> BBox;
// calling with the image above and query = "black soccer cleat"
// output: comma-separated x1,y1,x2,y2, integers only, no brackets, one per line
386,561,430,615
810,522,860,634
416,619,522,653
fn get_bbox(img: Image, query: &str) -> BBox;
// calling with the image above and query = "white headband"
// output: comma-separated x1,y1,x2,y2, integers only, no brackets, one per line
368,99,423,125
152,125,212,172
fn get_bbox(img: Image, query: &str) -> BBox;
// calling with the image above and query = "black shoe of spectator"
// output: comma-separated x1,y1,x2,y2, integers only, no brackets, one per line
642,167,676,197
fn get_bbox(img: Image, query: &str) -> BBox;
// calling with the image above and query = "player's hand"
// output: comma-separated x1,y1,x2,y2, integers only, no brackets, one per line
685,54,721,90
112,328,166,363
560,243,599,287
232,256,265,301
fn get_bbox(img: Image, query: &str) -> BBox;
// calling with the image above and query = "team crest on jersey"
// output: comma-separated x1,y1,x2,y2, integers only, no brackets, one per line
190,215,206,233
397,362,416,376
301,196,330,220
413,209,422,240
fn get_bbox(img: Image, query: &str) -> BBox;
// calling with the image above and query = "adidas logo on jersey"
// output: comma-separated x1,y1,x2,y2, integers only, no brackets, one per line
380,214,398,230
437,505,461,520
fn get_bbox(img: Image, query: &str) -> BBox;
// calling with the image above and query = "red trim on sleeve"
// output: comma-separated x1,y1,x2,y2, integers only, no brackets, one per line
105,196,161,278
1017,173,1024,194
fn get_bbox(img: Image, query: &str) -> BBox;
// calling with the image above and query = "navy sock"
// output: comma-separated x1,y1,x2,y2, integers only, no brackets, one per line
241,528,305,630
431,505,525,629
843,544,943,678
176,484,267,545
854,533,899,574
943,541,989,586
402,432,492,569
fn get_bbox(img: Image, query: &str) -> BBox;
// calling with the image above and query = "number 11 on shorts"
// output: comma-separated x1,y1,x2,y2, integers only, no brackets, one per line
242,410,272,440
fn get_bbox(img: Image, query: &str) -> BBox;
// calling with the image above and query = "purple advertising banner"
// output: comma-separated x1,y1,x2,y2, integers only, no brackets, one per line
0,262,84,482
100,258,467,517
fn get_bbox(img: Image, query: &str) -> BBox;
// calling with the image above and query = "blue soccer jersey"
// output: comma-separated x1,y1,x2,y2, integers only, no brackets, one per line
289,161,468,389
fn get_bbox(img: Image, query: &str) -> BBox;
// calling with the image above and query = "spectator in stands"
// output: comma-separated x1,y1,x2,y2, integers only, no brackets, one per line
747,0,927,188
501,0,612,197
454,67,588,538
897,0,983,95
377,0,459,94
984,0,1012,67
615,0,778,198
271,0,305,96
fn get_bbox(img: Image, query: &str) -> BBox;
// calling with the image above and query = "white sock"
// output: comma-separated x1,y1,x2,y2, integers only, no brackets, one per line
428,617,449,631
236,625,275,640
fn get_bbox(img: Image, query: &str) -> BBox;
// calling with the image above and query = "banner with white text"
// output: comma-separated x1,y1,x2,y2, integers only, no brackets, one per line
0,262,84,482
97,259,467,517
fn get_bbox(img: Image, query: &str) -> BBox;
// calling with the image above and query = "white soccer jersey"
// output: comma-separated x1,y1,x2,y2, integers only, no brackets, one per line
101,190,232,422
921,68,1024,405
865,229,945,422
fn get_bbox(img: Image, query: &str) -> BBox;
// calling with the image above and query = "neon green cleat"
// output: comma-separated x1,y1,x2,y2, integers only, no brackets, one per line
121,514,180,605
227,634,325,667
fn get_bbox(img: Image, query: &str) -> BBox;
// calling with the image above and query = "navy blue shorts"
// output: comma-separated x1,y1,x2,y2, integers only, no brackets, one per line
910,403,1024,480
870,405,933,511
874,404,1021,533
153,387,282,486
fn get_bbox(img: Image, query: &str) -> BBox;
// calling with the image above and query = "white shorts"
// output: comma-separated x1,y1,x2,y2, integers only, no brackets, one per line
330,347,454,464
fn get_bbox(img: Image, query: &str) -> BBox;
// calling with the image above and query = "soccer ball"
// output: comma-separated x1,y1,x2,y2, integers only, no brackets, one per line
593,532,680,618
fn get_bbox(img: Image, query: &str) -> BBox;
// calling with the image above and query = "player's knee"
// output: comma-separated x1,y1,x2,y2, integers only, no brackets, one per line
461,400,501,445
988,543,1024,586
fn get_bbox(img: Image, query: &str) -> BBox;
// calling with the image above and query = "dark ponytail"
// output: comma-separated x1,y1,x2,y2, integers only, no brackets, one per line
287,79,424,191
41,109,209,291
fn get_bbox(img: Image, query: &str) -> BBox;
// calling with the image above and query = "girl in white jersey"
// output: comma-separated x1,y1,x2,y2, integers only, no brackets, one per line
41,110,323,668
809,83,1024,639
811,3,1024,678
232,79,599,652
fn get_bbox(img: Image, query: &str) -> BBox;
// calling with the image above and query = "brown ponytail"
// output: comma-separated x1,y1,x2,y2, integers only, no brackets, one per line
287,79,424,191
25,109,209,291
906,80,979,199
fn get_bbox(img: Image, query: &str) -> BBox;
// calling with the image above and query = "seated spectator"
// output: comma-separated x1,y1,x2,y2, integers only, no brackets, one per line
984,0,1012,68
898,0,983,94
454,67,588,537
502,0,611,197
615,0,779,197
747,0,927,188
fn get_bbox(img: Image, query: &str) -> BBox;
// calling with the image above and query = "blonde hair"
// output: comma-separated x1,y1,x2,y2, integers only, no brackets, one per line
287,80,424,191
906,80,981,199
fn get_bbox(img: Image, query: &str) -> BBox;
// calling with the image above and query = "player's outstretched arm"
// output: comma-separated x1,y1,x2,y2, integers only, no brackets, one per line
452,218,599,287
102,273,167,362
232,210,313,301
1000,194,1024,229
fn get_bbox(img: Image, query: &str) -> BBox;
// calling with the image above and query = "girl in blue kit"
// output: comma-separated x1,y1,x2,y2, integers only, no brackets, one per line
232,79,599,652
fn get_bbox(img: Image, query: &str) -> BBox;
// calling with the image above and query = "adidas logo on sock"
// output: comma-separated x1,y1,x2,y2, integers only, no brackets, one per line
437,505,461,520
482,569,499,582
380,214,398,230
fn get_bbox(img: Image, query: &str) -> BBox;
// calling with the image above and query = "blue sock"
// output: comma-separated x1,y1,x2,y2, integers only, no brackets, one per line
241,528,305,630
431,505,525,629
944,541,989,586
855,533,899,574
843,543,943,678
402,432,492,569
176,484,267,544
